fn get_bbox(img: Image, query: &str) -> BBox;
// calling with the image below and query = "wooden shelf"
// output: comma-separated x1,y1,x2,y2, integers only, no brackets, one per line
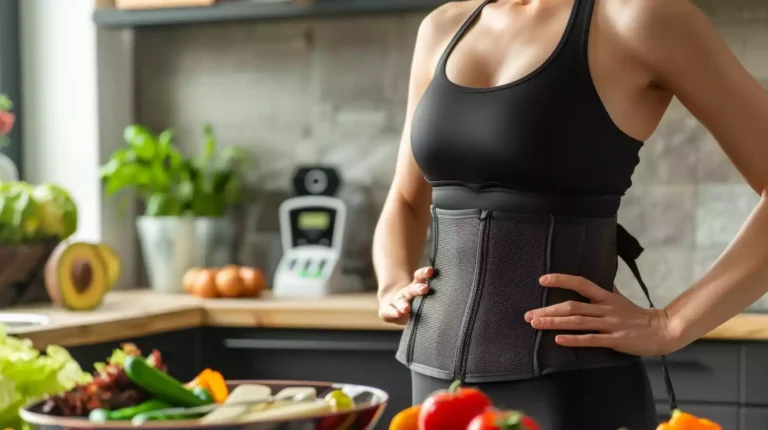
93,0,445,28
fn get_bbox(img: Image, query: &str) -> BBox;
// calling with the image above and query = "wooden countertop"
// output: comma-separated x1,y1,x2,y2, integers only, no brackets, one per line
5,290,768,348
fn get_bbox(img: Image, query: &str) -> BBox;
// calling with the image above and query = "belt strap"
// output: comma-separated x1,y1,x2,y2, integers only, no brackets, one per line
617,224,678,411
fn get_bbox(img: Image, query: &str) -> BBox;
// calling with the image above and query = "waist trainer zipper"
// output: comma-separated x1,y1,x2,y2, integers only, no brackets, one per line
406,205,439,365
454,209,491,380
617,224,678,411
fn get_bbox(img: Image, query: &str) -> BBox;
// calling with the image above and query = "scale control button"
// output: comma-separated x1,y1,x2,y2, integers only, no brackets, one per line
289,259,297,270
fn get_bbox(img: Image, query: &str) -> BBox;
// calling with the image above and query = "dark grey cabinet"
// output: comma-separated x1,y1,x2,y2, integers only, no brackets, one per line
740,407,768,429
68,328,203,382
644,341,741,404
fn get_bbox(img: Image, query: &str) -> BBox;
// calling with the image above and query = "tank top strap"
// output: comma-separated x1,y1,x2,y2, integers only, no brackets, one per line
577,0,597,59
436,0,494,72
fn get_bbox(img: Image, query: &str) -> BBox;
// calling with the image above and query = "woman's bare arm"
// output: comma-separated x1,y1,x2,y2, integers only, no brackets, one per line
622,0,768,347
372,14,443,304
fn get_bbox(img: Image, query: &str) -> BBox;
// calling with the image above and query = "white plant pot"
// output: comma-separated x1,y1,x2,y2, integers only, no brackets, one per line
136,216,236,294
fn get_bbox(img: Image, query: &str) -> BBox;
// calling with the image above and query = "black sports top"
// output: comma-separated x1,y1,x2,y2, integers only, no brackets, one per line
411,0,643,197
396,0,678,411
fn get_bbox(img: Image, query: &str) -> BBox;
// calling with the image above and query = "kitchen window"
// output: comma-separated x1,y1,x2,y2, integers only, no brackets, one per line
0,0,22,178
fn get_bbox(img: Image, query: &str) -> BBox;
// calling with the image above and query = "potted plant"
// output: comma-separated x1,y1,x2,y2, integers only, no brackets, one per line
100,123,249,293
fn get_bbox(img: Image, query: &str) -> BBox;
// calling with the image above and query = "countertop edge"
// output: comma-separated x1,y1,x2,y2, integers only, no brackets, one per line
8,291,768,348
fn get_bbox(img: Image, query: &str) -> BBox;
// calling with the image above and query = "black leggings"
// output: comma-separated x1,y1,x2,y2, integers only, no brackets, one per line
411,362,658,430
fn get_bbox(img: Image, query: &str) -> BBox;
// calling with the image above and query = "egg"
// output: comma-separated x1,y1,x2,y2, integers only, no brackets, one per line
194,270,219,298
239,266,266,297
215,266,245,298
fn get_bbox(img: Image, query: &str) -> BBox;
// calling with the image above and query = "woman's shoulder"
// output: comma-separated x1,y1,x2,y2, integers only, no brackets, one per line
415,1,480,52
600,0,703,52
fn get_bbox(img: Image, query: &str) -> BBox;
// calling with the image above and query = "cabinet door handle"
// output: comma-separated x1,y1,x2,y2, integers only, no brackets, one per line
224,338,400,352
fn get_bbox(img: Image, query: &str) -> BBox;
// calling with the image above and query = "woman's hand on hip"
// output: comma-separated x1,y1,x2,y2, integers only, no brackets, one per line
524,274,681,356
378,267,433,325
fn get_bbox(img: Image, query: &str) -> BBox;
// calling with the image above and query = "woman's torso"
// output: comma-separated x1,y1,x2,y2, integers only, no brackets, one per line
396,0,671,383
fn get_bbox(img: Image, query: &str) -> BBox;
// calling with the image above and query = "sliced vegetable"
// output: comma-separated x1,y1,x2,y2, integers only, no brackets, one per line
123,356,205,408
389,404,421,430
467,409,541,430
275,387,316,401
237,400,332,423
199,384,272,424
187,368,229,403
323,389,354,412
418,380,493,430
88,399,172,422
192,386,215,405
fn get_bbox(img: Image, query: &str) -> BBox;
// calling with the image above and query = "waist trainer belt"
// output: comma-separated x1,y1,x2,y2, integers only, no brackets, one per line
395,186,677,409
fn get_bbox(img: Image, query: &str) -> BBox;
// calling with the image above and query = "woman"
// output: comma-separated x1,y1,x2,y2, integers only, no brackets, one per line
372,0,768,428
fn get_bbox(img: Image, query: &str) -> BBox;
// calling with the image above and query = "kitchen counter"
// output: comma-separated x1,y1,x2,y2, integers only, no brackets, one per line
6,290,768,348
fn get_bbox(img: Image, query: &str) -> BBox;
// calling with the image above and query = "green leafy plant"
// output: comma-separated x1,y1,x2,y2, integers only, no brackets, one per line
0,94,11,111
100,123,250,217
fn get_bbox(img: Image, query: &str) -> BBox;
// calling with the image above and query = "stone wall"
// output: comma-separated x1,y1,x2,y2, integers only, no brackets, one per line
134,0,768,308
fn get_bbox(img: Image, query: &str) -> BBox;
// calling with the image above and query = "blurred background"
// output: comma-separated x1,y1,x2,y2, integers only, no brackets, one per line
1,0,764,307
2,1,768,429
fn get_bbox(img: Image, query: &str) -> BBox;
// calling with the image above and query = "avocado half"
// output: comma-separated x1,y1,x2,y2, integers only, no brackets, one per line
45,242,108,311
91,243,121,290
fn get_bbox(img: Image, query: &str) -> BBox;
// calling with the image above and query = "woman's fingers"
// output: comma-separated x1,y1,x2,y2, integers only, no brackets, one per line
524,300,606,322
379,303,406,324
540,274,611,302
413,266,434,284
555,333,616,348
378,269,433,324
393,283,430,313
530,315,619,332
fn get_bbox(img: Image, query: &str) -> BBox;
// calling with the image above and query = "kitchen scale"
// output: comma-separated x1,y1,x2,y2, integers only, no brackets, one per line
273,167,364,298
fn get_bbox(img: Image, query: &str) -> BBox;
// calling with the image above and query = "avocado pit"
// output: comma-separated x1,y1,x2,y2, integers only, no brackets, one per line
70,259,93,293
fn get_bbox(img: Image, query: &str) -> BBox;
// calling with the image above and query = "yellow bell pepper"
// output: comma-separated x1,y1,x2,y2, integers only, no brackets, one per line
186,368,229,403
389,404,421,430
656,409,722,430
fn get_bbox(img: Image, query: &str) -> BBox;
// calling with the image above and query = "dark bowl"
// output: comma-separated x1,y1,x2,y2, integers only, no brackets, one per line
0,241,59,308
20,380,389,430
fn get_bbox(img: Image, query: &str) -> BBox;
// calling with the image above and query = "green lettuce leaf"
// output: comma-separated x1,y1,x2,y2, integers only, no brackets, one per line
0,325,91,429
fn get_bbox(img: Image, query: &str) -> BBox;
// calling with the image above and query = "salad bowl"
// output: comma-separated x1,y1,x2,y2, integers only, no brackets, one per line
20,380,389,430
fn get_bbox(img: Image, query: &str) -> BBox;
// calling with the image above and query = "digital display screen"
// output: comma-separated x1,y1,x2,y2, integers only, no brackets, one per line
298,211,330,231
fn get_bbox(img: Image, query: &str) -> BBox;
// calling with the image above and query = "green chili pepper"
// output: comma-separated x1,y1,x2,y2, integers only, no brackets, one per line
88,399,172,422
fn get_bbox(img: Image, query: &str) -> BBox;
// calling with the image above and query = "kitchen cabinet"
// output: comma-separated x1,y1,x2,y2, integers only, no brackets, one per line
67,328,203,382
740,407,768,430
643,341,741,404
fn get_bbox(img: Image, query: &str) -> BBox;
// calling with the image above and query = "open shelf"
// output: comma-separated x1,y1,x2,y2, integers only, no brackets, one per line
93,0,445,28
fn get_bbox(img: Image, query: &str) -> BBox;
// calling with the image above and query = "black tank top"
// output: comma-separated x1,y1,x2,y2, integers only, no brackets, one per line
411,0,643,196
396,0,678,410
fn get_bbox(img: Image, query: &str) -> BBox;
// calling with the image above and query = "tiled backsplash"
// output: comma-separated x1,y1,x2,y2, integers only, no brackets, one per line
135,0,767,309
